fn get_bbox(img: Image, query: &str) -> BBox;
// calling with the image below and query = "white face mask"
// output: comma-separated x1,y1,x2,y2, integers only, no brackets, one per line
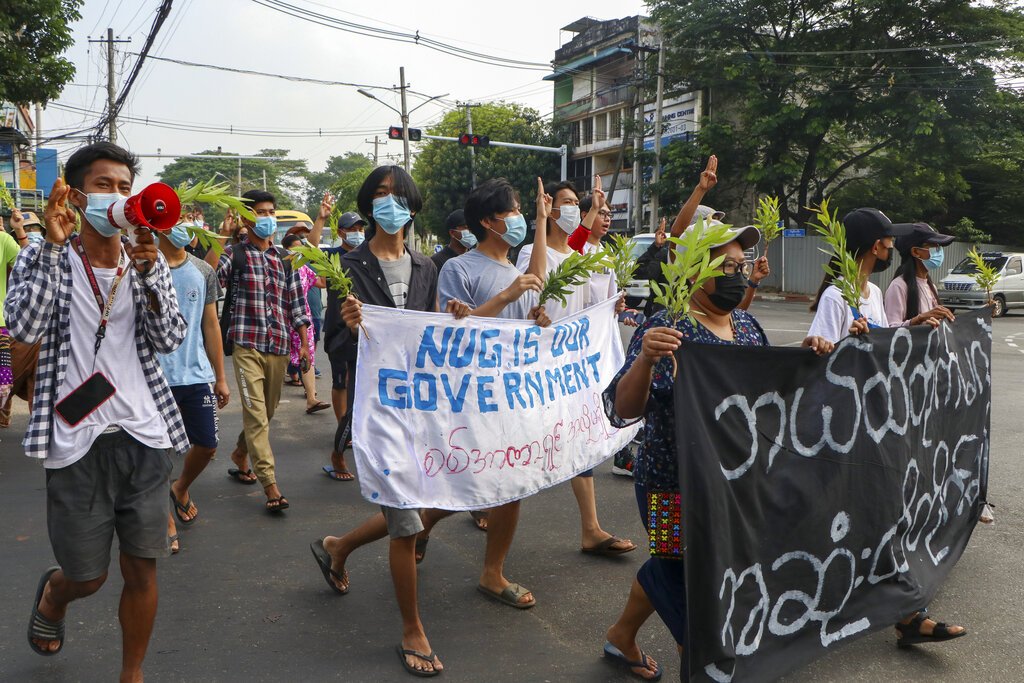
554,204,580,234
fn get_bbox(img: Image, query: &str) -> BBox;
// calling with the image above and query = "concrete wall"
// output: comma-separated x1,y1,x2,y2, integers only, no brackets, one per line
754,235,1011,296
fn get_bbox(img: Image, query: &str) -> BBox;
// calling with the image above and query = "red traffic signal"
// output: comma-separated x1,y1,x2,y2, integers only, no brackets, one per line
388,126,422,141
458,133,490,148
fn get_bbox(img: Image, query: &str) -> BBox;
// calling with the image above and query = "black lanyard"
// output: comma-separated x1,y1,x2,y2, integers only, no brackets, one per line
71,236,128,356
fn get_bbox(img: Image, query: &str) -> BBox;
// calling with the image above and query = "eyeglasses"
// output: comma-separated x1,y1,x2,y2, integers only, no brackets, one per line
597,210,612,218
720,259,753,278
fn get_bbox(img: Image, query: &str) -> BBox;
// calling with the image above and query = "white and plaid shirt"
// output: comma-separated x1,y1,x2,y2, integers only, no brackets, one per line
3,241,190,459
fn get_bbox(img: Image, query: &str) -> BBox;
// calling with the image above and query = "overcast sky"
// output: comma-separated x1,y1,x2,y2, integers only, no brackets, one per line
44,0,648,188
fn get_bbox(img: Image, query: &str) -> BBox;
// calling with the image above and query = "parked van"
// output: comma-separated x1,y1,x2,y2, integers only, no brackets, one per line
939,251,1024,317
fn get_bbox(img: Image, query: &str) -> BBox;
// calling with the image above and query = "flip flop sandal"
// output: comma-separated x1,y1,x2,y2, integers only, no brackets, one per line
476,582,536,609
266,497,289,513
603,641,662,681
28,567,64,657
227,468,258,485
470,510,489,531
306,401,331,414
582,536,637,556
309,540,349,595
415,536,429,565
169,486,197,526
169,534,180,555
896,612,968,647
322,466,354,481
395,645,441,678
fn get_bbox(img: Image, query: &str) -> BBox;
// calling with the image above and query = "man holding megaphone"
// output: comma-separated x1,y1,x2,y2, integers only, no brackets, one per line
4,142,189,683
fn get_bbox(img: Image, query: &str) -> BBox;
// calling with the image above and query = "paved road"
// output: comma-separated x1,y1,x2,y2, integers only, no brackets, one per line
0,301,1020,682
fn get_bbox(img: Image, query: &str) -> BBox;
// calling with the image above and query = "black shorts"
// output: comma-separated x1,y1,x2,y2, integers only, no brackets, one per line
170,383,219,449
329,350,356,392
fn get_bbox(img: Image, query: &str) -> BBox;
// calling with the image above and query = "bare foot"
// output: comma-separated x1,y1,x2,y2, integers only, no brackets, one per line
583,531,636,553
479,574,533,606
606,625,660,680
31,581,66,654
401,630,443,675
321,536,351,593
328,451,354,481
230,450,257,482
170,481,197,522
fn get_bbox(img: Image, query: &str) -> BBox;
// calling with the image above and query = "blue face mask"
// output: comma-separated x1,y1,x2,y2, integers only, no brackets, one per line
167,224,193,249
496,213,527,247
343,231,365,247
372,194,412,235
253,215,277,239
79,191,123,237
457,230,477,249
922,246,944,270
26,231,44,244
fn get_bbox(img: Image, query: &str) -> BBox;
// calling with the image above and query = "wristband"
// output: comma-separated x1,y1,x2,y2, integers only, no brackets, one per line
747,279,759,289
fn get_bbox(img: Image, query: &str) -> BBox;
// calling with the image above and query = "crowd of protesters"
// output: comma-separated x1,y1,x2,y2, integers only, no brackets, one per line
1,142,969,681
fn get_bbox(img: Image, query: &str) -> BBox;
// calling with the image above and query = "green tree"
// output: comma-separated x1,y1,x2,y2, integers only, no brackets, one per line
650,0,1024,225
157,149,308,225
305,152,374,214
1,1,81,104
412,102,560,238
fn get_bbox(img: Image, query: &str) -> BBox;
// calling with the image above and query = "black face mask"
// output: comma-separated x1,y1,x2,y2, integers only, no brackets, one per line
707,272,747,312
873,248,893,273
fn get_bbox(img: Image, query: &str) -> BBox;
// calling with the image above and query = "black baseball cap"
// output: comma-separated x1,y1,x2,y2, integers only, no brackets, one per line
842,208,915,253
895,222,955,256
445,209,467,231
338,211,366,229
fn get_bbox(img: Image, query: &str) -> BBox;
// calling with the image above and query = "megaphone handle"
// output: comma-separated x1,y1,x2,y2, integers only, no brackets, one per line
125,228,151,269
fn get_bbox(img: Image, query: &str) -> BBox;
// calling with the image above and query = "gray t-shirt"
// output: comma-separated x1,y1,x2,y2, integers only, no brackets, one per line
379,252,412,309
438,249,536,320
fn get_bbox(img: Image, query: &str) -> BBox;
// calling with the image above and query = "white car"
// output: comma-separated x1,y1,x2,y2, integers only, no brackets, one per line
624,233,657,305
940,251,1024,317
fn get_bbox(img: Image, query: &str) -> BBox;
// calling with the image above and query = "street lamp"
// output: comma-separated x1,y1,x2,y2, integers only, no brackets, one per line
357,83,448,172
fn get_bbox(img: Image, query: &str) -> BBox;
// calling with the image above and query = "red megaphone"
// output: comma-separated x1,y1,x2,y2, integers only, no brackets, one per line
107,182,182,233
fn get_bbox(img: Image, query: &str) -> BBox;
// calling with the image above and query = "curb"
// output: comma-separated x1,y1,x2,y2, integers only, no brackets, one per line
756,292,812,303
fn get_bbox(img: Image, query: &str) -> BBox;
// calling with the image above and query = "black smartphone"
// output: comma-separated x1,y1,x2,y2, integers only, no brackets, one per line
55,373,116,426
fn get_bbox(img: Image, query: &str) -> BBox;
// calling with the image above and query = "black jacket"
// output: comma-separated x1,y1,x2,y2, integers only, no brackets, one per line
323,241,438,357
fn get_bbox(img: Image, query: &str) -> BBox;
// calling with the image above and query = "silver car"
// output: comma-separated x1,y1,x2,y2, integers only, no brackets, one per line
939,251,1024,317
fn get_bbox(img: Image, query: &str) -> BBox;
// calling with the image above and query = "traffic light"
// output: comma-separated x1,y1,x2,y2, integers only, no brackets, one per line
458,133,490,148
388,126,421,141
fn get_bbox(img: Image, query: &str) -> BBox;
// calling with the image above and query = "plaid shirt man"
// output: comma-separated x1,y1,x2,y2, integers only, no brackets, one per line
3,241,190,459
218,242,309,355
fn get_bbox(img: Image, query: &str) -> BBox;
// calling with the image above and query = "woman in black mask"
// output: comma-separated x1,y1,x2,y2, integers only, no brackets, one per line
599,225,833,680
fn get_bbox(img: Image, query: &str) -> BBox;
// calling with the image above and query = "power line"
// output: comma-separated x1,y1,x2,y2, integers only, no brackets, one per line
134,53,391,89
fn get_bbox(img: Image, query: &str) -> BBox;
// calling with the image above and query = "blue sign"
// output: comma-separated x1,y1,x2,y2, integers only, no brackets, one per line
783,228,805,238
433,244,443,253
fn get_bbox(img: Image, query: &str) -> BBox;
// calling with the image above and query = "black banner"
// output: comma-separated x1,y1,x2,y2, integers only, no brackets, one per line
674,310,991,682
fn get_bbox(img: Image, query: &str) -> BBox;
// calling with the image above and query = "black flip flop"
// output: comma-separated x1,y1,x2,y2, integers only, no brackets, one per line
396,645,441,677
266,496,289,513
169,486,197,526
309,540,348,595
415,536,429,565
582,536,637,556
322,465,354,481
227,468,257,485
28,566,64,657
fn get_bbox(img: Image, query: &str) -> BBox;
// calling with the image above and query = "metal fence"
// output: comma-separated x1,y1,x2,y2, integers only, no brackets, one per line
753,235,1012,296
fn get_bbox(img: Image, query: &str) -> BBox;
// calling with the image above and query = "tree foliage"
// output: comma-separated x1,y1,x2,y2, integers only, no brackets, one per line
412,102,560,238
650,0,1024,231
0,0,81,105
305,152,374,216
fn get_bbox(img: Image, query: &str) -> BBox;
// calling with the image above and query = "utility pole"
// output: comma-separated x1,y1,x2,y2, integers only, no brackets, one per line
237,157,242,195
364,136,385,165
649,42,665,232
632,50,646,234
89,29,131,144
399,67,410,174
262,168,267,191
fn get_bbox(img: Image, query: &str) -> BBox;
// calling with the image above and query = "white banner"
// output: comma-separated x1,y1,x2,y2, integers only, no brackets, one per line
352,296,641,510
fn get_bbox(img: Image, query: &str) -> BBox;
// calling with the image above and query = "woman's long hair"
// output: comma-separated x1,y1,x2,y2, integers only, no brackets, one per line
892,251,939,321
809,256,840,312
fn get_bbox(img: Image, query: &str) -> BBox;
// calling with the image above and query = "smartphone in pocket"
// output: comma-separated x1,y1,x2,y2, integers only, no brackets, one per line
55,373,116,426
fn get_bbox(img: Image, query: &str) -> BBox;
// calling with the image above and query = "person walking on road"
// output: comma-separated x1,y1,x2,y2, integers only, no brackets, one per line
6,142,188,682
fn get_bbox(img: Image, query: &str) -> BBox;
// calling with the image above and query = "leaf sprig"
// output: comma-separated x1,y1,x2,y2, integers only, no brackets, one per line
651,217,732,326
185,224,226,257
289,243,353,298
0,183,16,211
539,249,611,306
967,247,1001,301
809,199,862,311
755,195,782,248
602,234,640,288
175,177,255,222
327,202,342,243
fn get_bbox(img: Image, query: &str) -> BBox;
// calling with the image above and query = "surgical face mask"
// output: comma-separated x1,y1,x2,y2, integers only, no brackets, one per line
167,224,193,249
457,230,477,249
490,213,527,247
253,215,277,239
26,231,44,244
372,194,412,235
343,230,365,247
553,204,580,234
77,190,123,237
706,272,747,312
922,246,944,270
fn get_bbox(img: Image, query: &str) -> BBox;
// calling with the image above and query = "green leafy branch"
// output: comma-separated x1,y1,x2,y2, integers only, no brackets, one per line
650,217,732,326
185,225,226,258
0,183,16,211
967,247,1001,302
175,177,255,221
602,234,640,288
539,249,611,306
755,195,782,252
289,243,353,298
809,199,862,312
327,202,342,243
